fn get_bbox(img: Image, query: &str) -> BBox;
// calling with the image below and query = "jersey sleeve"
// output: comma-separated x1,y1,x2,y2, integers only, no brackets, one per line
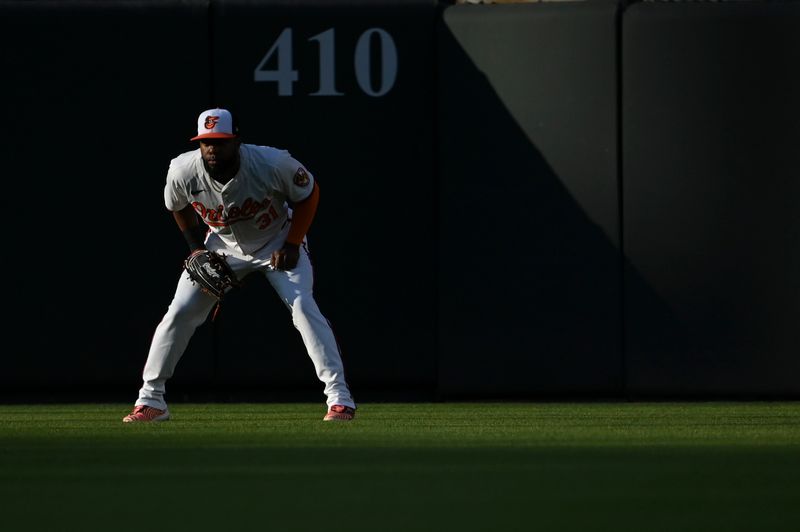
164,158,190,211
272,153,316,203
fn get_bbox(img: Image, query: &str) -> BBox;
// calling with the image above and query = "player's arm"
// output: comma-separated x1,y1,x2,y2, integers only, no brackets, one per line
173,204,206,252
286,181,319,246
271,182,320,270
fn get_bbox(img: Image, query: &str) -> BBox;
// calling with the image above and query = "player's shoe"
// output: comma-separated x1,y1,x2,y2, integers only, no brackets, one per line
323,405,355,421
122,405,170,423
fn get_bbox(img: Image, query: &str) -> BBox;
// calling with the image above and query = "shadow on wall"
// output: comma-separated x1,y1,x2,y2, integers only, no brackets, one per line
435,3,689,399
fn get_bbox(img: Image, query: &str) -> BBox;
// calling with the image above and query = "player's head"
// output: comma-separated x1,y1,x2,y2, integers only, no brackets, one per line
192,108,241,176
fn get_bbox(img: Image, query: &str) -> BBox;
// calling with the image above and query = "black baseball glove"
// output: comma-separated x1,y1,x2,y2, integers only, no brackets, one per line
184,249,239,299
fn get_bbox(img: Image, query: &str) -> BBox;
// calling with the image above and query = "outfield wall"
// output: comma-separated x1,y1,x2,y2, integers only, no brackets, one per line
2,0,798,401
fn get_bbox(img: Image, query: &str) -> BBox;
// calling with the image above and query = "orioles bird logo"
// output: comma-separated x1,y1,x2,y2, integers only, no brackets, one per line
293,167,310,187
204,116,220,130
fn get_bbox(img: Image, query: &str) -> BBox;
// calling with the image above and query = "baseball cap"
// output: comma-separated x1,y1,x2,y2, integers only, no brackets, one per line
190,108,237,141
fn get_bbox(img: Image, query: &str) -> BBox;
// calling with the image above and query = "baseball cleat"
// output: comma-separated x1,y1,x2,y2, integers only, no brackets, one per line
122,405,170,423
323,405,355,421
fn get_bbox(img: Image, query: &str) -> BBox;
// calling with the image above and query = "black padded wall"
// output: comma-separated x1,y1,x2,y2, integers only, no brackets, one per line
622,0,800,396
1,0,213,398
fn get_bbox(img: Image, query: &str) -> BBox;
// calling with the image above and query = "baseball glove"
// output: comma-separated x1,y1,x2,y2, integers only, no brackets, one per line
184,249,239,299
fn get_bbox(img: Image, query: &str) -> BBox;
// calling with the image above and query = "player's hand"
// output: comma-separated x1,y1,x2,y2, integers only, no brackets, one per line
271,243,300,271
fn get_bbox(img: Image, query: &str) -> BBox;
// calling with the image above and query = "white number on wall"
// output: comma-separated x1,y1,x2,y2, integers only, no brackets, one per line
253,28,299,96
308,29,343,96
354,28,398,97
254,27,398,97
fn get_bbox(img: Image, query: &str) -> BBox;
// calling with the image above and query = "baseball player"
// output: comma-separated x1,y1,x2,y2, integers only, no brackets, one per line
123,108,356,422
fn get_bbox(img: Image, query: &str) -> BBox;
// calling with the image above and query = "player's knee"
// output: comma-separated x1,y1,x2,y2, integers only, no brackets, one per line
164,302,208,329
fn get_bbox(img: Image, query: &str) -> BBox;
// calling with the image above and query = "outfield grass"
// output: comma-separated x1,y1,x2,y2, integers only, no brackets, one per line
1,402,798,532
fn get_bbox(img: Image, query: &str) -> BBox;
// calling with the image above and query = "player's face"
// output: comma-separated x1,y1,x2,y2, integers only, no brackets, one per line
199,138,239,175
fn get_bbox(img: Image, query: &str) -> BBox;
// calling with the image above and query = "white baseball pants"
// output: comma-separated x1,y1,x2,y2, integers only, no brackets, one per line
134,233,355,411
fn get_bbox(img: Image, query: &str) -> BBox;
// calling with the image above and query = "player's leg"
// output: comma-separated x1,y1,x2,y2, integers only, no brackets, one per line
131,273,217,414
264,246,356,415
132,235,255,412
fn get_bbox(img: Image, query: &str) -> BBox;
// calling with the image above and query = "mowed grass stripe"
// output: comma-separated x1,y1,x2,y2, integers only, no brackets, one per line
0,403,798,532
1,402,798,445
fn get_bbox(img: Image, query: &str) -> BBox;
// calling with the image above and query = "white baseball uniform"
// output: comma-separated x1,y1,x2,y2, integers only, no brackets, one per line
134,143,355,411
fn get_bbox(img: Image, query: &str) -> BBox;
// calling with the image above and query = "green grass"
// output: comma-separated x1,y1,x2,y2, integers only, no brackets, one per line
1,402,799,532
